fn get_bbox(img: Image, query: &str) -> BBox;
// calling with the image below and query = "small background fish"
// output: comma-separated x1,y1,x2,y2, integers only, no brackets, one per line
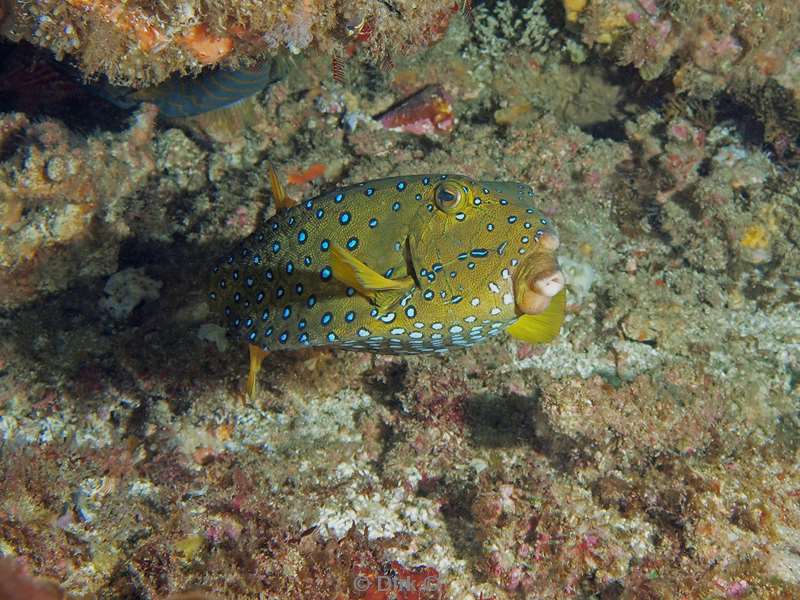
104,60,282,118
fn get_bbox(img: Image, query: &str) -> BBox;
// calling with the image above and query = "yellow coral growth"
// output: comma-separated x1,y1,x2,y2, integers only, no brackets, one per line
596,12,628,45
740,224,770,250
564,0,588,23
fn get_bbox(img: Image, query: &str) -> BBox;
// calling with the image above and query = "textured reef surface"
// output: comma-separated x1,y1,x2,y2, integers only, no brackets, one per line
0,1,799,599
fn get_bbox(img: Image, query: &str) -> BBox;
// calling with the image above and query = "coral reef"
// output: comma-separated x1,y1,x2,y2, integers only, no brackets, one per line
0,2,798,599
1,0,463,87
568,0,800,144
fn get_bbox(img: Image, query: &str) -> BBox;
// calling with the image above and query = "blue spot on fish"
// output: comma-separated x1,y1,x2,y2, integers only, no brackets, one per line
339,211,351,225
320,266,332,281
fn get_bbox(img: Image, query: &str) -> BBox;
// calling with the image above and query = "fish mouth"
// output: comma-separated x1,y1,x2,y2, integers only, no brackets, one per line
513,233,566,315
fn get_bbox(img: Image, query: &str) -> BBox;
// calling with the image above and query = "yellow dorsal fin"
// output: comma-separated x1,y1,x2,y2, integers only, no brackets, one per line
506,288,566,344
267,162,293,210
330,245,414,308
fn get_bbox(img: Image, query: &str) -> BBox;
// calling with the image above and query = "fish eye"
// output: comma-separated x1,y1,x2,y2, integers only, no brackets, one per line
434,181,469,213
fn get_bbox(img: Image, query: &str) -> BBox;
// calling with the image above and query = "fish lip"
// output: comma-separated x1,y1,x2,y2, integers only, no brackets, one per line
532,269,565,298
516,269,565,314
512,242,566,316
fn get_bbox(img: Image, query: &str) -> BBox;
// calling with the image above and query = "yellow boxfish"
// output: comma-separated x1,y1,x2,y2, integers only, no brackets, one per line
210,173,566,397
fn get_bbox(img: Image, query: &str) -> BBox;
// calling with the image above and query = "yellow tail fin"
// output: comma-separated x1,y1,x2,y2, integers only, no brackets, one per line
506,288,566,344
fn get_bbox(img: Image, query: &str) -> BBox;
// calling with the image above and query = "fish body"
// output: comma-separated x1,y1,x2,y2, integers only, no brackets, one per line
103,60,281,118
210,174,566,360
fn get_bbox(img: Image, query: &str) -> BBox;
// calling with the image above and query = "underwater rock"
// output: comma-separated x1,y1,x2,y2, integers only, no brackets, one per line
2,0,464,87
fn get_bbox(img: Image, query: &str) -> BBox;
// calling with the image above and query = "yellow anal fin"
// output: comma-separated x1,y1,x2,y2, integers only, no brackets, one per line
267,162,294,211
330,245,414,309
247,344,270,399
506,288,566,344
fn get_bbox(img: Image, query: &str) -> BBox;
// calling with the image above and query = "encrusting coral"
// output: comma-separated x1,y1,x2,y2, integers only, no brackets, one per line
1,0,462,87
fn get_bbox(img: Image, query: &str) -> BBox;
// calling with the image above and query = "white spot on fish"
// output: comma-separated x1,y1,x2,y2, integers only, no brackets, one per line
503,293,514,305
488,282,500,294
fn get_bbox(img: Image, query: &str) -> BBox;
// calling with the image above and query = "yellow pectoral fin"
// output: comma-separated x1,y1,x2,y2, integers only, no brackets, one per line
506,288,566,344
330,245,414,307
247,344,270,399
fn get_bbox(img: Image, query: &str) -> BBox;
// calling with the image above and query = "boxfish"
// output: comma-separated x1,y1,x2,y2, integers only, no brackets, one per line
210,173,566,397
